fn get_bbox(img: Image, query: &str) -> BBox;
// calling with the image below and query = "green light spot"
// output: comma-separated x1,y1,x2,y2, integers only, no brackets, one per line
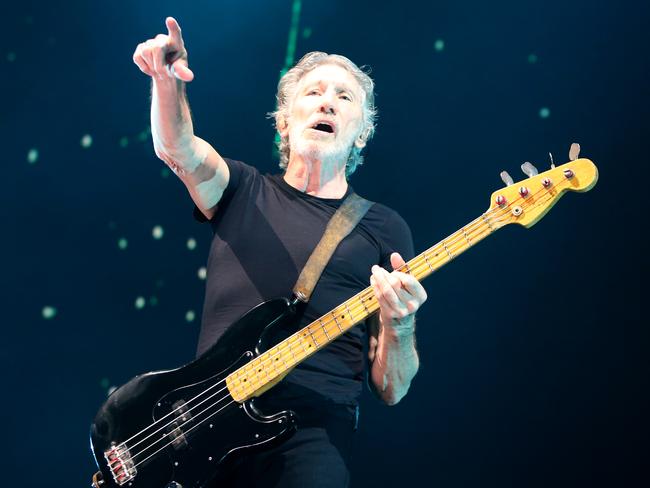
152,225,164,240
434,39,445,52
135,296,146,309
185,310,196,322
539,107,550,119
528,53,538,64
161,167,171,178
7,52,16,62
197,267,207,280
80,134,93,148
137,127,151,142
118,238,128,250
119,136,129,148
99,377,110,389
42,306,57,319
27,148,39,164
187,237,197,250
149,296,158,307
302,27,312,39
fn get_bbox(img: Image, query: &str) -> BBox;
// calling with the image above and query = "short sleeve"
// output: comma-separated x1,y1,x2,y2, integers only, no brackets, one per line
193,158,258,223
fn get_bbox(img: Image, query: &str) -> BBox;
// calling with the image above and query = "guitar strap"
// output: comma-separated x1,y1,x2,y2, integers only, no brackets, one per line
292,192,374,303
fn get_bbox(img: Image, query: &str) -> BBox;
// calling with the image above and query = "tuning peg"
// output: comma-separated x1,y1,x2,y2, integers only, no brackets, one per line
521,162,538,177
500,170,514,186
549,152,555,169
569,142,581,161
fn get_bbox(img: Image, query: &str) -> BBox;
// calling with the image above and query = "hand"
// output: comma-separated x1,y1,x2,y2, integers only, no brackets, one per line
132,17,194,82
370,253,428,335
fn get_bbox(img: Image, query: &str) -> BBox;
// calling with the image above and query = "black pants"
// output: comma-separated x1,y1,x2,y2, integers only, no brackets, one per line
211,406,357,487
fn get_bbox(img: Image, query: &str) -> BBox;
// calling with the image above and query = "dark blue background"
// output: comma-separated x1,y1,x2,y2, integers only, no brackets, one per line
2,0,647,486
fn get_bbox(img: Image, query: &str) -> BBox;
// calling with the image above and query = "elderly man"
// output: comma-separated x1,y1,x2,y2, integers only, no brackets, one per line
133,16,427,487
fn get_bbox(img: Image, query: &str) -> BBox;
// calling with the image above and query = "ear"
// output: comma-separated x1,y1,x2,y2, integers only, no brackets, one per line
277,114,289,138
354,127,370,149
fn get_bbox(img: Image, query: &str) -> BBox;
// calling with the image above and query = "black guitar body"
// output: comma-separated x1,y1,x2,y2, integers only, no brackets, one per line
90,298,300,488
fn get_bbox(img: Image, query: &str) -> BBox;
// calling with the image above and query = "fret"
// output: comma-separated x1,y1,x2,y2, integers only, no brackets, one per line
424,253,434,271
461,226,472,246
322,321,331,340
331,311,342,334
361,295,371,315
481,213,494,232
343,302,355,326
306,326,320,347
442,240,453,259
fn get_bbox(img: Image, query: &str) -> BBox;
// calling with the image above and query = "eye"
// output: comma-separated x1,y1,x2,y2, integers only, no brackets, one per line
307,89,320,95
340,94,352,101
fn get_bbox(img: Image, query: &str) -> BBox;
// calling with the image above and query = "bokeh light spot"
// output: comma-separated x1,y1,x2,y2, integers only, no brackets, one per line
539,107,551,119
152,225,164,239
119,136,129,148
198,267,207,280
185,310,196,322
302,27,312,39
434,39,445,52
7,52,16,62
528,53,538,64
99,377,110,389
27,148,39,164
187,238,197,250
42,306,57,319
135,296,146,309
118,238,128,250
80,134,93,148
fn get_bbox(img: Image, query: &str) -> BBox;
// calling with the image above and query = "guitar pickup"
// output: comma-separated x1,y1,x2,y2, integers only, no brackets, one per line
165,400,194,450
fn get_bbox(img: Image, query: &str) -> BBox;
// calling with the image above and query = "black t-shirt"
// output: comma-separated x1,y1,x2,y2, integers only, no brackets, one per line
194,158,414,409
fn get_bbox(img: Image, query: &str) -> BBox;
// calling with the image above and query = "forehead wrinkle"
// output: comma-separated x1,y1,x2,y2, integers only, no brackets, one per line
292,64,365,106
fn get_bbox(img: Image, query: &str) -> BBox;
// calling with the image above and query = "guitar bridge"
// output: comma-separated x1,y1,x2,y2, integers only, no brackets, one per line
104,444,137,486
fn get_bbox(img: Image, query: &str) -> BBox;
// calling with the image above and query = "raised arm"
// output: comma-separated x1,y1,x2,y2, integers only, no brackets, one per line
132,17,229,220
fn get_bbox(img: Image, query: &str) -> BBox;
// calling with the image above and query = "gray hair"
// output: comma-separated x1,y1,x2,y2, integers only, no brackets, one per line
270,52,377,177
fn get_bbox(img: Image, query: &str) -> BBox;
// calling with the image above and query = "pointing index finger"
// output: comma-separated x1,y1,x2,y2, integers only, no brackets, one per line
165,16,183,45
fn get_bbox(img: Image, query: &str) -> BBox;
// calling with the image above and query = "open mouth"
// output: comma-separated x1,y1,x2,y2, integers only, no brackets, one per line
310,122,335,134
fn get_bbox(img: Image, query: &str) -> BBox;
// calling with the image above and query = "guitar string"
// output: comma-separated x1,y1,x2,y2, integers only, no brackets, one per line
119,180,563,466
122,208,501,464
128,211,503,469
120,203,511,463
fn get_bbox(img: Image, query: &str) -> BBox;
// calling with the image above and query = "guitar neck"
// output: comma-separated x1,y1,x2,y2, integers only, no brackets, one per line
226,208,504,402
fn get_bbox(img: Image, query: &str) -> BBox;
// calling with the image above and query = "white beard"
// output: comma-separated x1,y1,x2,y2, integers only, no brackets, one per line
289,127,353,165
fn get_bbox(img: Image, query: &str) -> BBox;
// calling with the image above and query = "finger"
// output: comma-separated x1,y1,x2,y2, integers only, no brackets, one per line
166,17,184,46
133,44,154,76
140,44,156,77
170,59,194,82
372,266,409,316
395,272,428,303
147,40,166,79
390,252,406,271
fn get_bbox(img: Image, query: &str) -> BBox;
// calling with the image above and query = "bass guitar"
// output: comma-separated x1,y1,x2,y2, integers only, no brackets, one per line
90,154,598,488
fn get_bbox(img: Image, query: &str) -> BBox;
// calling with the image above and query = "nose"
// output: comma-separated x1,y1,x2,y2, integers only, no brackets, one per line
318,91,336,115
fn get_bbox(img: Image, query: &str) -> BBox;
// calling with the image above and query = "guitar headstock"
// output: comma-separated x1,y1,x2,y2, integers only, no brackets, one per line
487,158,598,229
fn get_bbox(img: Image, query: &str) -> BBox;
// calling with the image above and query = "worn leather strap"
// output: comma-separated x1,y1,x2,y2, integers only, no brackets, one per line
293,193,373,302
